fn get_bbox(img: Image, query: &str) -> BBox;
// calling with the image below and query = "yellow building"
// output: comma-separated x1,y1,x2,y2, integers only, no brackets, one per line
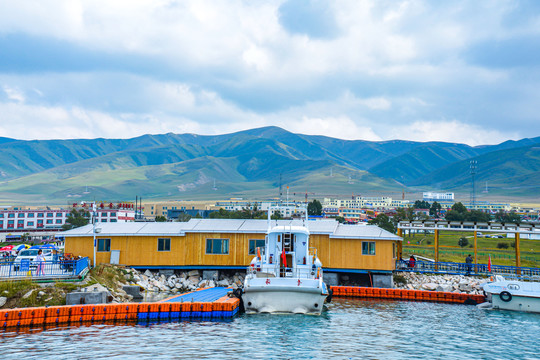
143,201,218,218
63,219,401,279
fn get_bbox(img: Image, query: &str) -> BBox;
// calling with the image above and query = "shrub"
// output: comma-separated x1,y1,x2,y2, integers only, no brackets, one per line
497,242,509,249
393,274,407,285
458,237,469,248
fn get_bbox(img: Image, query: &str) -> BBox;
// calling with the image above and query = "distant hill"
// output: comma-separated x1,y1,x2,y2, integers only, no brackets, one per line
412,144,540,197
0,127,538,203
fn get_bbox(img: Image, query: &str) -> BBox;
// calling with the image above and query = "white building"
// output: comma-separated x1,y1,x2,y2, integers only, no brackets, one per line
423,192,454,201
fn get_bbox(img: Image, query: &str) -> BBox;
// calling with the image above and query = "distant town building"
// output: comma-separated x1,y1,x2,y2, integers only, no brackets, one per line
422,192,454,201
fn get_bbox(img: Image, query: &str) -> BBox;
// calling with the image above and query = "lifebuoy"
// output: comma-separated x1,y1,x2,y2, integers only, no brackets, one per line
499,291,512,302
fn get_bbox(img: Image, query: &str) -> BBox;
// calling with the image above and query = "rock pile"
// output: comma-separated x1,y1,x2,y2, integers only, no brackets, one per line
394,272,488,295
126,268,245,293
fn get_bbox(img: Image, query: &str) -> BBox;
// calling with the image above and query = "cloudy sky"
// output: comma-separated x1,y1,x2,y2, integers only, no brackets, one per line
0,0,539,145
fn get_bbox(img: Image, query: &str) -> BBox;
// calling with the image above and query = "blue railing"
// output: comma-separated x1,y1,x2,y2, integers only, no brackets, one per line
0,257,90,279
396,260,540,279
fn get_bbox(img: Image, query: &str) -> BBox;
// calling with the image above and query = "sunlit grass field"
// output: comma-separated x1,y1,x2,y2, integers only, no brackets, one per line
402,231,540,268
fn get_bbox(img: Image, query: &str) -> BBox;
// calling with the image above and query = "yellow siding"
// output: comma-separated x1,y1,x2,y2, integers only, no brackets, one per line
65,232,398,271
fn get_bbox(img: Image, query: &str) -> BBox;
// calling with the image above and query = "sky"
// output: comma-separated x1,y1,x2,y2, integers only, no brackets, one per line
0,0,539,146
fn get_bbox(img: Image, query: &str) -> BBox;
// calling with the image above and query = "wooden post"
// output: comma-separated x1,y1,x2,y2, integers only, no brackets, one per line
515,232,521,275
397,228,403,259
434,229,439,270
474,231,478,273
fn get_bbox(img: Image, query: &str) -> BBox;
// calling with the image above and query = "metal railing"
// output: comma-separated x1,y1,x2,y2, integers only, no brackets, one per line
0,257,90,280
247,264,322,280
396,260,540,279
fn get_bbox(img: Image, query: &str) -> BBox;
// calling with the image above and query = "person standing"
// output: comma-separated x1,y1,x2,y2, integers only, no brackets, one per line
408,255,416,268
465,254,473,275
36,249,46,276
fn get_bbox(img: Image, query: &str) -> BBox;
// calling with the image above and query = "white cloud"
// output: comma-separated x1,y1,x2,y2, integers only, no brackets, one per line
3,86,25,103
282,115,382,141
389,120,521,146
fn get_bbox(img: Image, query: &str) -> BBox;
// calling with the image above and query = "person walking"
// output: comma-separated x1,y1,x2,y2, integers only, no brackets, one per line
36,249,46,276
465,254,473,275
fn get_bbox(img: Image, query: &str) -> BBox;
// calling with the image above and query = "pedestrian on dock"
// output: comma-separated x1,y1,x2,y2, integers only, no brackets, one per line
36,249,46,276
465,254,473,275
408,255,416,268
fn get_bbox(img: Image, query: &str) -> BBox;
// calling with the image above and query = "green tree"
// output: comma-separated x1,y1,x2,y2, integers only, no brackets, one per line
451,202,468,214
429,202,442,217
465,210,491,222
445,210,464,221
155,215,167,222
176,213,192,222
414,200,430,209
458,237,469,248
307,199,322,216
62,209,90,230
368,213,396,233
270,210,282,220
495,210,521,223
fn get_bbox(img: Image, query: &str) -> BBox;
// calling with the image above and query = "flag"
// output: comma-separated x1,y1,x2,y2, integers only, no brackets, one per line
281,248,287,268
488,255,492,272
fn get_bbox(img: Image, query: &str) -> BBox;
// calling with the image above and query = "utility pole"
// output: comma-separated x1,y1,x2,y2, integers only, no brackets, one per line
470,160,477,209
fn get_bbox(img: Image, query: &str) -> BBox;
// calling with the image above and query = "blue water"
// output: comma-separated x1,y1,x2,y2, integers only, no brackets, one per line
1,298,539,359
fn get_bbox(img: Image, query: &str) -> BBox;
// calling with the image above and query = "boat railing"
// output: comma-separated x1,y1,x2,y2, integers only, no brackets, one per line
246,264,321,280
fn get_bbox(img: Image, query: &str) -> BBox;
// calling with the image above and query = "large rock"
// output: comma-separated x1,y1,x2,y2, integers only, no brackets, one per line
144,269,153,277
421,283,438,291
23,289,35,299
188,275,199,284
0,297,6,307
459,283,472,292
188,270,200,277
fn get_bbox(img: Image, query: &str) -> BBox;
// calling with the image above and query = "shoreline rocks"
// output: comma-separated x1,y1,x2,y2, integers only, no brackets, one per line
127,268,245,294
394,272,488,295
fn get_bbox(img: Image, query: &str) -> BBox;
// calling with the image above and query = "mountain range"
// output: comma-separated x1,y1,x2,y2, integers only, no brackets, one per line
0,127,539,204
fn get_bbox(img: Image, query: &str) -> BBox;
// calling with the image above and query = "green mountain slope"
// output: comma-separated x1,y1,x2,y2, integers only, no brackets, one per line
413,145,540,196
368,143,480,184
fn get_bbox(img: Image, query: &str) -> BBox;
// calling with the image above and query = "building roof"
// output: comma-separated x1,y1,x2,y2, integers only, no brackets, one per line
61,219,401,241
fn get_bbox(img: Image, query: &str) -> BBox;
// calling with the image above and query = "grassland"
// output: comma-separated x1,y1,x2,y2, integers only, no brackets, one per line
402,231,540,268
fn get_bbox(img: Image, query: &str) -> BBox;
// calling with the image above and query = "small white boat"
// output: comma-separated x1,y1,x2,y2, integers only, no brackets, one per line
241,207,330,314
482,275,540,313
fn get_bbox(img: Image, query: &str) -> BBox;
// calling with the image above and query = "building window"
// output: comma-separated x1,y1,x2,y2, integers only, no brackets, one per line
46,219,53,224
37,213,44,217
56,213,62,217
101,212,107,217
101,219,107,222
248,239,265,255
56,219,62,224
393,243,396,258
0,214,3,218
110,219,117,223
8,213,14,218
206,238,229,254
27,221,34,226
28,213,34,218
110,212,116,217
158,238,171,252
18,213,24,218
362,242,376,255
98,239,111,252
47,213,53,217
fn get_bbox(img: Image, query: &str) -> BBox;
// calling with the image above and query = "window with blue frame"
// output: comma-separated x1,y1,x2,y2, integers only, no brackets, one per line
248,239,266,255
158,238,171,252
206,238,229,254
98,239,111,252
362,241,376,255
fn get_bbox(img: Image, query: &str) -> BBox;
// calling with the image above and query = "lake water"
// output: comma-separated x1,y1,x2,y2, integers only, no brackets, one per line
1,298,539,359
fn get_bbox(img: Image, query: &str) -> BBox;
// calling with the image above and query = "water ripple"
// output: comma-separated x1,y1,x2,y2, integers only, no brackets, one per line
1,299,539,359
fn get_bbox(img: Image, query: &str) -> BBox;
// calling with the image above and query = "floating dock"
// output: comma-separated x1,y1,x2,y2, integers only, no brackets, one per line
0,287,240,330
330,286,486,304
0,286,485,330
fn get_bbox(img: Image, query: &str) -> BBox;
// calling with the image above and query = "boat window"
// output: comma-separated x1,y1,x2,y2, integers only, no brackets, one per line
508,284,520,290
248,239,265,255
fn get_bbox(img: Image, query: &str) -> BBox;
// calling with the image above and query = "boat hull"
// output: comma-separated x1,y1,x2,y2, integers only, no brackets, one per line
490,294,540,313
243,285,327,315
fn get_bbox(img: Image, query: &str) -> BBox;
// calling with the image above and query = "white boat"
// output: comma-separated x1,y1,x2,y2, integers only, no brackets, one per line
482,275,540,313
241,207,330,314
